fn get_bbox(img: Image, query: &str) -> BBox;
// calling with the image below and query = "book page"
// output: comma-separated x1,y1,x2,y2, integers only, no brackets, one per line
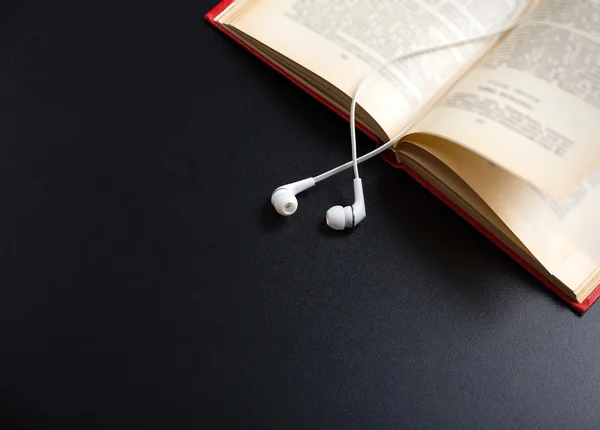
414,0,600,197
228,0,529,138
406,136,600,293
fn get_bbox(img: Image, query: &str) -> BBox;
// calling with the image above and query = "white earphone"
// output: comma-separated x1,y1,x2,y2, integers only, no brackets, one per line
270,1,539,230
271,177,315,216
271,176,364,230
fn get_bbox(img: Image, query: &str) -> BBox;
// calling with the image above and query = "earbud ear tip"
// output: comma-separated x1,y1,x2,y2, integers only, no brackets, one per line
326,206,346,230
272,191,298,216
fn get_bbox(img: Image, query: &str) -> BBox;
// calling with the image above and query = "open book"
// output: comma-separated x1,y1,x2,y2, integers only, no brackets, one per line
207,0,600,312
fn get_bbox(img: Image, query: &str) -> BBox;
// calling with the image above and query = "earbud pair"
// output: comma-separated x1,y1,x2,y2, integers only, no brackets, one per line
271,177,366,230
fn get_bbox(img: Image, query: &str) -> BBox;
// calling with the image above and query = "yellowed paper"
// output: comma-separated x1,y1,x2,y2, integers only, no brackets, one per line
231,0,528,138
417,0,600,197
408,137,600,292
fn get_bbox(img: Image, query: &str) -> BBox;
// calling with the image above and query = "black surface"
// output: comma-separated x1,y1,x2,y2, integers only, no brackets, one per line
2,1,600,428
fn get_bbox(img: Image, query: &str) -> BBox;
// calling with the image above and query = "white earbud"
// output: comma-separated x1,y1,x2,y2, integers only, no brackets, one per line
326,178,366,230
271,177,315,216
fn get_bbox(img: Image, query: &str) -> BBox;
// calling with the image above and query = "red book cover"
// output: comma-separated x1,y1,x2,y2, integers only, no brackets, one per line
205,0,600,313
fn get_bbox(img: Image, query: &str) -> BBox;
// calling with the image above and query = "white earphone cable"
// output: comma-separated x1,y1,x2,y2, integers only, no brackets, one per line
314,0,540,184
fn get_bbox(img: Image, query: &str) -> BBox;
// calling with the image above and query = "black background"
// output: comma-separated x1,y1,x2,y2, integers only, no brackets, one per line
2,1,600,428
